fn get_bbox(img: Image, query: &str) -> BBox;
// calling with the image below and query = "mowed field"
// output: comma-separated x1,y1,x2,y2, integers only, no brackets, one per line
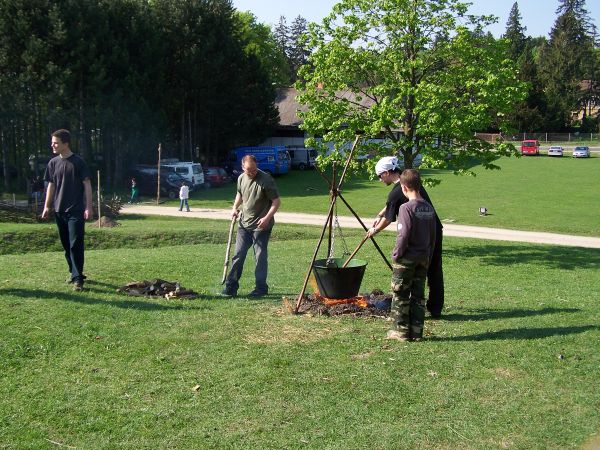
185,154,600,236
1,213,599,448
1,153,599,448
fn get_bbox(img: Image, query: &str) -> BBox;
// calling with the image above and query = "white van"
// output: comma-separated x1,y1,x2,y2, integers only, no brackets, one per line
161,161,204,187
286,147,317,170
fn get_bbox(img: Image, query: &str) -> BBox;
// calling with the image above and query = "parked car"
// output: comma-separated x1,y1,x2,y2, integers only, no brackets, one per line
547,146,564,157
160,161,205,187
572,146,590,158
521,139,540,155
130,168,192,199
203,167,230,188
286,146,317,170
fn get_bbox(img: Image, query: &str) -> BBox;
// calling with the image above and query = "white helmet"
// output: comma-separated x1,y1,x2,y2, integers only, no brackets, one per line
375,156,399,176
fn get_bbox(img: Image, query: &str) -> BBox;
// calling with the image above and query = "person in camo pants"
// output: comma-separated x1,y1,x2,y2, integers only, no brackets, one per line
387,169,436,342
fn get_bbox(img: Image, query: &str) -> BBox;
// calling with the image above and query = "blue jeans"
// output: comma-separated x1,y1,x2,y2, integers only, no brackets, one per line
225,226,272,294
179,199,189,211
55,211,86,282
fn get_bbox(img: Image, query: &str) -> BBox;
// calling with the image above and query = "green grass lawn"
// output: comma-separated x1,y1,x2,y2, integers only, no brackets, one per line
1,217,599,448
180,154,600,236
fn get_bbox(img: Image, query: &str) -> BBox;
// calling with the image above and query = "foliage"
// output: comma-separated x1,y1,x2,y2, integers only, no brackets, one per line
538,0,596,131
0,0,278,189
296,0,528,179
272,14,310,83
235,11,291,86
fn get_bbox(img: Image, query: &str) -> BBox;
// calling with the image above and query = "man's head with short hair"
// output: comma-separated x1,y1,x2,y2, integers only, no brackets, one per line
241,154,257,165
51,129,71,156
51,129,71,145
399,169,421,192
241,155,258,179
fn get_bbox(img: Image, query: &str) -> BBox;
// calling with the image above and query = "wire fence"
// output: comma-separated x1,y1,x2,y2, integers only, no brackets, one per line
474,132,599,144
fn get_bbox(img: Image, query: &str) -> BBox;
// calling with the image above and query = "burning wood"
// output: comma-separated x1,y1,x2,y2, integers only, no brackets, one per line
117,279,199,299
290,290,391,317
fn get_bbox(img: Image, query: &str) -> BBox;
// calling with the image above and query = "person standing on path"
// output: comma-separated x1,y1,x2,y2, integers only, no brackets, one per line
222,155,281,298
178,182,190,212
41,129,93,291
367,156,445,318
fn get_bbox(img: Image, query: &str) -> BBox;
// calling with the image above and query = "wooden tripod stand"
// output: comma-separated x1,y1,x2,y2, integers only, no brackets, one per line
292,136,392,313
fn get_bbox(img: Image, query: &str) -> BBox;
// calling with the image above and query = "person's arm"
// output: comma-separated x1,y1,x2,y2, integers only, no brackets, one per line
83,179,93,220
367,215,392,237
392,206,412,261
231,192,242,218
257,197,281,229
41,182,55,219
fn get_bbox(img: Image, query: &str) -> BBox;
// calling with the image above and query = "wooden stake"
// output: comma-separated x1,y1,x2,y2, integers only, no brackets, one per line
294,199,336,313
97,170,101,227
157,143,162,205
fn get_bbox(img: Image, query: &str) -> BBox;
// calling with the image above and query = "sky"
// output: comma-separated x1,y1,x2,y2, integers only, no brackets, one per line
231,0,600,38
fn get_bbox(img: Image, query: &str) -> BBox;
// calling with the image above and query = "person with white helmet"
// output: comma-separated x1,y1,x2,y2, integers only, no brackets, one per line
367,156,445,318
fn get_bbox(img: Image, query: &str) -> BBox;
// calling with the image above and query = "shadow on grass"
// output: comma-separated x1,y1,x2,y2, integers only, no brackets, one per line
444,244,600,270
442,307,581,322
430,325,599,342
0,288,220,311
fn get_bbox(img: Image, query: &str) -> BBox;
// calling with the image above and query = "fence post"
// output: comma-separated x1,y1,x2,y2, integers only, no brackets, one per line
545,133,548,142
97,170,101,228
12,193,16,206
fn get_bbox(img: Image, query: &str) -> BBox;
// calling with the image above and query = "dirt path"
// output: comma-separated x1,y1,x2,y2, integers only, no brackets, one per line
122,204,600,249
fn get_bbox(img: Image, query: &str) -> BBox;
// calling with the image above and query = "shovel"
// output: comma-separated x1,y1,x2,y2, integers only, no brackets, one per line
342,233,370,268
221,216,237,284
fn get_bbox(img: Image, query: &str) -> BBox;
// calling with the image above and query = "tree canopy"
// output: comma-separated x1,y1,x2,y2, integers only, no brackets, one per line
296,0,527,178
0,0,279,190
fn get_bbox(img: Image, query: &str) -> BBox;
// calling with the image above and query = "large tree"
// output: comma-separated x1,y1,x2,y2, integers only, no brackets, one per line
296,0,527,177
538,0,595,130
502,3,548,132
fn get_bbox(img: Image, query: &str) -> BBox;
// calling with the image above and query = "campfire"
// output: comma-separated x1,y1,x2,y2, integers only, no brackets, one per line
291,136,394,315
286,275,391,317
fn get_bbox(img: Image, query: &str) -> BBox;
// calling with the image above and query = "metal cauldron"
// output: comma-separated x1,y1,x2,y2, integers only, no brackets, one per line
312,258,367,299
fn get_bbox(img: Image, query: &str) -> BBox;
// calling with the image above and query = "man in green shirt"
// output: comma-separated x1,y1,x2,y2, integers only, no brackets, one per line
222,155,281,297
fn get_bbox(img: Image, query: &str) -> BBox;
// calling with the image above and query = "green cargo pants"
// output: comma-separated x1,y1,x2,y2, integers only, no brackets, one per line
390,258,429,340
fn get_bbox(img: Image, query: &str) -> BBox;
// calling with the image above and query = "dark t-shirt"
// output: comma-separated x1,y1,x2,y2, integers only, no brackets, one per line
392,199,437,262
237,170,279,230
44,154,91,213
384,182,443,231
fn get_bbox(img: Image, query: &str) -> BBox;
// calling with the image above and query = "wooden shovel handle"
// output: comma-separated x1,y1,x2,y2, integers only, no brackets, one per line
342,233,369,268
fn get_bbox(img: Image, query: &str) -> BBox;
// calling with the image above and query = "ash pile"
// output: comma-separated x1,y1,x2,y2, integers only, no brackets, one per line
294,290,391,318
117,279,199,299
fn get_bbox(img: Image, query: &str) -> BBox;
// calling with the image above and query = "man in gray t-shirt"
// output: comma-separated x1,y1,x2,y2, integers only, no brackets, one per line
222,155,281,297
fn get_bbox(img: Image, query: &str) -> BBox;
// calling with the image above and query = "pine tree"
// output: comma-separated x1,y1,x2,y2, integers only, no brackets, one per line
539,0,595,130
503,2,526,59
288,15,310,81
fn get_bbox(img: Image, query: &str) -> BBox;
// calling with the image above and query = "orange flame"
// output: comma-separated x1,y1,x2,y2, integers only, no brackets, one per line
315,293,369,308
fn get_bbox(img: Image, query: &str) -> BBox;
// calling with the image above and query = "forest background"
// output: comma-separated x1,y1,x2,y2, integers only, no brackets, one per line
0,0,598,191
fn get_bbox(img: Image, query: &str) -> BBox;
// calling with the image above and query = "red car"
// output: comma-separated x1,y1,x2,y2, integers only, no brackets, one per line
203,167,231,188
521,140,540,156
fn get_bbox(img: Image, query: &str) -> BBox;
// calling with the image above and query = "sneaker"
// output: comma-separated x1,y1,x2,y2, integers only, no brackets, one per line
66,275,87,284
73,280,84,291
247,290,267,298
385,330,410,342
220,288,237,297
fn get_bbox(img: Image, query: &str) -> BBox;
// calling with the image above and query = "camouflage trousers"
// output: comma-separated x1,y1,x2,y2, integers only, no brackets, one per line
390,258,429,340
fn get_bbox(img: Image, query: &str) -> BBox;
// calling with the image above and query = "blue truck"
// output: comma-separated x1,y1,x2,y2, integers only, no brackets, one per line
232,146,291,175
